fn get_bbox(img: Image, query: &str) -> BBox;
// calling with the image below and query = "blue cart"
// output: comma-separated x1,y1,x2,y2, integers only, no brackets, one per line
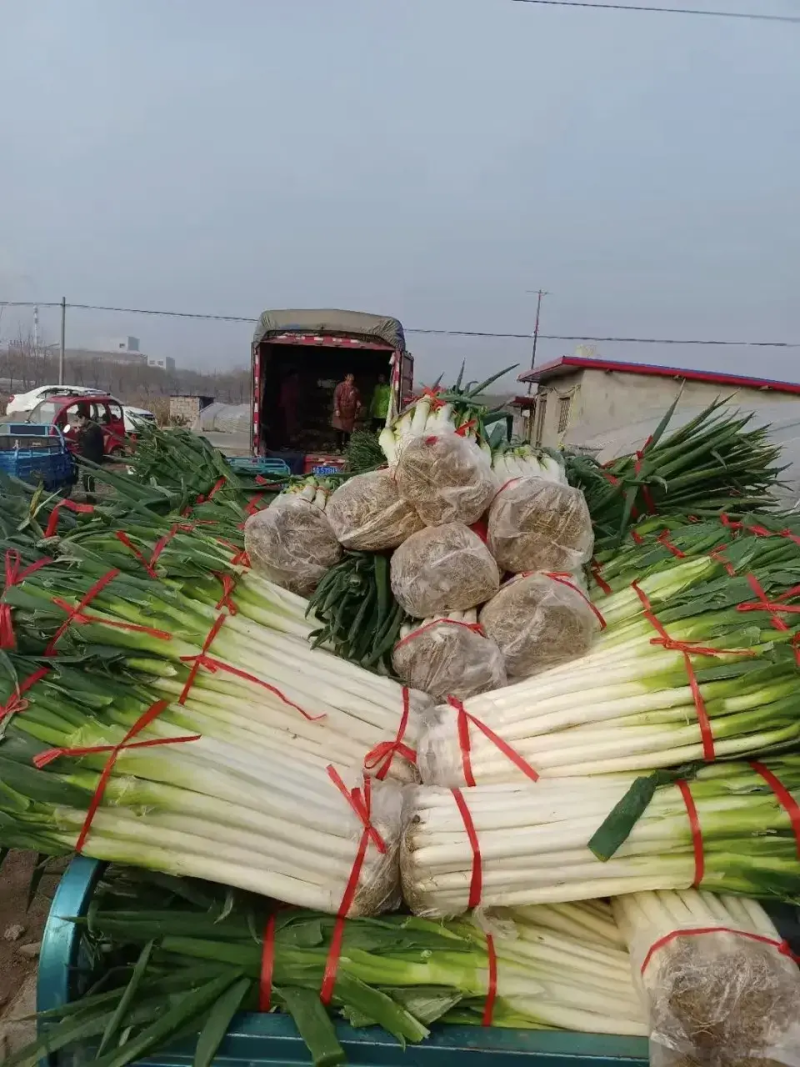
38,857,649,1067
0,423,74,491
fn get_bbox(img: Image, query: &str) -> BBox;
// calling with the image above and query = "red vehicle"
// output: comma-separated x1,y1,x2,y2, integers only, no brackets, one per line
251,308,413,475
26,394,128,457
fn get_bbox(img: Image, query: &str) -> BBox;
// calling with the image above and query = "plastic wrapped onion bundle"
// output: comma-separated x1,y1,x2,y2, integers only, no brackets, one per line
613,890,800,1067
392,611,507,702
390,522,501,618
326,469,424,550
244,494,342,596
395,433,497,527
487,476,594,574
479,572,601,679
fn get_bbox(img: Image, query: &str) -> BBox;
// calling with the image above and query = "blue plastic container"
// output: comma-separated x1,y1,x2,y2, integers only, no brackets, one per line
0,423,74,490
227,456,291,478
39,857,649,1067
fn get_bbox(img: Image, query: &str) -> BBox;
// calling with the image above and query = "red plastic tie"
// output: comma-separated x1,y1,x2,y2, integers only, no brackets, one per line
178,619,324,721
114,532,159,579
452,787,483,908
454,419,477,438
450,696,539,787
177,614,228,704
641,926,800,974
33,699,200,854
320,775,383,1005
364,687,417,781
394,618,485,652
590,559,613,596
214,573,238,614
738,573,800,632
483,934,498,1027
656,529,686,559
45,569,172,656
0,666,51,723
43,499,95,539
709,544,737,577
216,538,251,569
631,529,645,545
326,766,386,855
0,551,52,650
259,914,277,1012
676,778,704,887
750,761,800,859
490,477,521,506
631,581,754,762
196,477,227,504
544,573,607,630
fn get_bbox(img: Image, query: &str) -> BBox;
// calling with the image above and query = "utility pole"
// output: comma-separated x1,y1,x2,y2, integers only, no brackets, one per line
59,297,66,385
526,288,549,373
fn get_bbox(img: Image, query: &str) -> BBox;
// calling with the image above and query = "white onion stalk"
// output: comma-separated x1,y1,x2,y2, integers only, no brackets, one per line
451,901,646,1034
612,889,800,1064
17,564,428,781
6,680,404,915
400,759,800,916
417,540,798,785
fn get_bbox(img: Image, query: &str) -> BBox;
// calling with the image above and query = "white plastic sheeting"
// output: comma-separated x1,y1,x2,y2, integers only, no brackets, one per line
563,401,800,511
193,402,250,435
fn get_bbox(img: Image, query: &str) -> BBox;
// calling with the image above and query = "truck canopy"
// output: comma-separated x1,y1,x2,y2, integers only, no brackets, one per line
252,309,406,352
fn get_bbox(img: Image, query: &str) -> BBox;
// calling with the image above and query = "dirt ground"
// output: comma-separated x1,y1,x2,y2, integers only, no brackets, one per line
0,852,64,1032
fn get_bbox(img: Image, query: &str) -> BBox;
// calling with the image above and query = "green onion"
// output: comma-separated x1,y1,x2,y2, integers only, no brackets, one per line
401,758,800,916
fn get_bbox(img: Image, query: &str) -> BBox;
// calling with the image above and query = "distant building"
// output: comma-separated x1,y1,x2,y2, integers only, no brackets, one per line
148,355,176,373
64,346,146,366
111,336,141,354
517,356,800,448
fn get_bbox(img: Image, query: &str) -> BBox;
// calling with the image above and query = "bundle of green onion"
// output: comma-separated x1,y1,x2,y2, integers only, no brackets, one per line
418,516,800,785
0,661,404,913
3,541,427,779
564,399,783,549
8,870,645,1067
401,758,800,916
612,889,800,1067
307,551,409,675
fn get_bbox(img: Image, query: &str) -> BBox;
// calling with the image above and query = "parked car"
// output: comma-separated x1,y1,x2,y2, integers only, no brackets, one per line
25,394,128,457
7,384,105,415
123,405,156,434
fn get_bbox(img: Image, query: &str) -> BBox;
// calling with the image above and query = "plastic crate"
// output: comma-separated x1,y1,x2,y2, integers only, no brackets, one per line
0,423,74,490
227,456,291,478
38,857,650,1067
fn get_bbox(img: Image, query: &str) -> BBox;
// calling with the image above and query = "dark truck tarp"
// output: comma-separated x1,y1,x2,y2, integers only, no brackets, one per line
252,309,406,352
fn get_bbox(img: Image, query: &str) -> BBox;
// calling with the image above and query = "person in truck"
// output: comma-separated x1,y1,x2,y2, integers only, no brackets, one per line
369,373,391,432
331,372,361,451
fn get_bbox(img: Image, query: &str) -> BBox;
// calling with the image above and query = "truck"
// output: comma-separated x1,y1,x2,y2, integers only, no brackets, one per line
251,308,413,474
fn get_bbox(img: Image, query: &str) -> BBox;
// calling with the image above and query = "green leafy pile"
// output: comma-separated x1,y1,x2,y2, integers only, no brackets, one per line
564,398,783,550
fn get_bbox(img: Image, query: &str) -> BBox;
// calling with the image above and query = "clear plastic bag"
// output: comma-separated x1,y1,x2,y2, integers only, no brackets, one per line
390,522,500,618
395,433,497,527
613,890,800,1067
244,493,342,597
392,612,507,701
326,469,424,550
479,572,600,679
487,476,594,574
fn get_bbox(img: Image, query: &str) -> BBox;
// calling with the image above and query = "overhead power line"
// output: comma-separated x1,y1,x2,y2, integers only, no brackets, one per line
510,0,800,24
2,299,799,348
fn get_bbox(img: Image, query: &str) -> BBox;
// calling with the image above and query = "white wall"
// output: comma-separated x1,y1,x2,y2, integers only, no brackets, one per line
535,367,800,448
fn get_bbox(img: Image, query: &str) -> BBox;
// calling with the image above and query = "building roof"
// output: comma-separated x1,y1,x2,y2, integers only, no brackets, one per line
518,356,800,396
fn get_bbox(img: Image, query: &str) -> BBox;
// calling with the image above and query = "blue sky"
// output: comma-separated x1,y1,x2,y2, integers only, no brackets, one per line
1,0,798,387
